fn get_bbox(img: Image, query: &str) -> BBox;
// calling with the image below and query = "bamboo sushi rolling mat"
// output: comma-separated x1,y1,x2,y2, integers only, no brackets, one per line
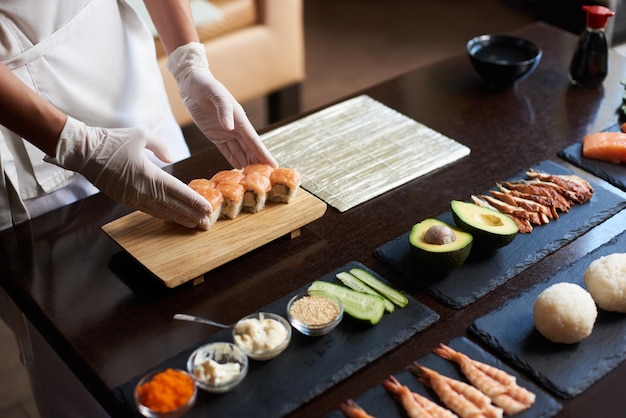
261,95,471,212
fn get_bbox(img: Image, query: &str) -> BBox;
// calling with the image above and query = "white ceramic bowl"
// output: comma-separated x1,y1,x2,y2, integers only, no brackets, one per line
134,368,197,418
186,342,248,393
232,312,291,360
286,291,343,336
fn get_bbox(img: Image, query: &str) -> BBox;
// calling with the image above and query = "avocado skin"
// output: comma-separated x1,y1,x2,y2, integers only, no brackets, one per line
450,200,518,250
408,219,472,273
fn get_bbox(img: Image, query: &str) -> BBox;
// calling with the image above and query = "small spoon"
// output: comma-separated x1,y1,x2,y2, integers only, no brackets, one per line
173,313,236,329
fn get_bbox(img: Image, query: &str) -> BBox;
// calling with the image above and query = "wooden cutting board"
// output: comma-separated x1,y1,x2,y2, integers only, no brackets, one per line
102,188,327,288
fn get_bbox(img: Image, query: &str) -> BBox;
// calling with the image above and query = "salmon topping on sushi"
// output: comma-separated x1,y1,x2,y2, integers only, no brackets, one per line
211,169,245,185
243,163,275,178
270,167,302,188
241,172,272,194
188,178,213,190
197,186,224,209
188,179,223,208
214,181,245,200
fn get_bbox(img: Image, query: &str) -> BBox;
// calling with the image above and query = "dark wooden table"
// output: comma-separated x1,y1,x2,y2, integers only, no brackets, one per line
2,22,626,417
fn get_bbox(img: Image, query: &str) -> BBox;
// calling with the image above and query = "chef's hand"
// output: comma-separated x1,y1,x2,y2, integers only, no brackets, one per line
45,117,213,229
166,42,277,169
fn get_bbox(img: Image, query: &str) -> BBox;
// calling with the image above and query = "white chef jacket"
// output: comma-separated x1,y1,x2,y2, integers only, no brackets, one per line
0,0,190,230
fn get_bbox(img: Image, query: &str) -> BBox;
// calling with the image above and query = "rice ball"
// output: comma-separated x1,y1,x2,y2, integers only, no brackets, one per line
584,253,626,313
533,282,597,344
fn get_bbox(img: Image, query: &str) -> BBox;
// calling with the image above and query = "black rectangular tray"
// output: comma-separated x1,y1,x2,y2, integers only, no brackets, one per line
114,261,439,417
469,230,626,399
325,336,562,418
373,160,626,309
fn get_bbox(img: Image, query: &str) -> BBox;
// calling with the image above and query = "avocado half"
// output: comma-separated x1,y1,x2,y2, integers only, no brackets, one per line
408,218,473,273
450,200,518,249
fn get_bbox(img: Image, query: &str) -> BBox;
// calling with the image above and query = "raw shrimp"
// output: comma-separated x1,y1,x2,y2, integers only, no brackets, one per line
434,344,535,415
408,363,503,418
338,399,375,418
382,375,457,418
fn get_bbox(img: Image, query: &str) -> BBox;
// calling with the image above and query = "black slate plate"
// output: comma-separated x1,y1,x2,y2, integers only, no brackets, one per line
114,261,439,417
469,230,626,399
373,160,626,309
325,336,562,418
558,123,626,192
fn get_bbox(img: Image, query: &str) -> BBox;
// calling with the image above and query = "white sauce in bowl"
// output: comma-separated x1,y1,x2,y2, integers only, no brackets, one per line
233,315,288,353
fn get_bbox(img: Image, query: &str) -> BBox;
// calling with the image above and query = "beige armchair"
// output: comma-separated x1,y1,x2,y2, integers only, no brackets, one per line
155,0,305,126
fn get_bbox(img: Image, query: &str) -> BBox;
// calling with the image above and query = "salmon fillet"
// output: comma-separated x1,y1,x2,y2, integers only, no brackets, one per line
582,132,626,164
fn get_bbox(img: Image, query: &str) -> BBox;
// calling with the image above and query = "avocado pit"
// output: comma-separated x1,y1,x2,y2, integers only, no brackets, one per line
424,225,457,245
409,218,472,273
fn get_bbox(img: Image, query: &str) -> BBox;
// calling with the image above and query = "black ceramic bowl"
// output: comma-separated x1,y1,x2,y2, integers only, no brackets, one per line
466,34,541,87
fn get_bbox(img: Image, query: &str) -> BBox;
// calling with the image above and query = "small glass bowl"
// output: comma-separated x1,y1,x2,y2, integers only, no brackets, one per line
286,291,343,336
186,342,248,393
134,368,197,418
232,312,292,360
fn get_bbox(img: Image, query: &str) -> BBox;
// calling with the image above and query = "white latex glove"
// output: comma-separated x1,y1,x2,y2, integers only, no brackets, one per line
166,42,277,169
45,117,212,229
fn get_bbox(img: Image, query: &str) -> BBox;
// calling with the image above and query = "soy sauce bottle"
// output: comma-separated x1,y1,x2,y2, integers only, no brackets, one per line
569,5,615,87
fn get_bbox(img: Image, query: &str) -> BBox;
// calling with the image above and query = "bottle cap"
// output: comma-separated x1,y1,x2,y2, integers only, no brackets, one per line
582,5,615,29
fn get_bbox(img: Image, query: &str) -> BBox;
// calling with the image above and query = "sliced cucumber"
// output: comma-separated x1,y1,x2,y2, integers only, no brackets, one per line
308,281,385,325
336,272,395,313
349,268,408,308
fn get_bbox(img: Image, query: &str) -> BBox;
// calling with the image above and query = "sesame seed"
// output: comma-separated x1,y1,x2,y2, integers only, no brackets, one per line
289,295,339,326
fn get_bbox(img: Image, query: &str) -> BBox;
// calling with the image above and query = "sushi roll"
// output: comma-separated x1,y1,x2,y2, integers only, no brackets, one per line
214,181,245,219
188,179,223,228
269,167,302,203
241,172,272,213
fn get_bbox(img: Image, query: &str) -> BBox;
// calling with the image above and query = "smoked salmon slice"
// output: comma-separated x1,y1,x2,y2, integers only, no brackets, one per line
582,132,626,164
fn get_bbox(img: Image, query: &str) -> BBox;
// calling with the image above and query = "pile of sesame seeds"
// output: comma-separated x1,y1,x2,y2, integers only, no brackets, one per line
288,294,340,326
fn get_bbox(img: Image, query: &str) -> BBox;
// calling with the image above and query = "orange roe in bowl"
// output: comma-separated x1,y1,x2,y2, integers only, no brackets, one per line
136,368,196,413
